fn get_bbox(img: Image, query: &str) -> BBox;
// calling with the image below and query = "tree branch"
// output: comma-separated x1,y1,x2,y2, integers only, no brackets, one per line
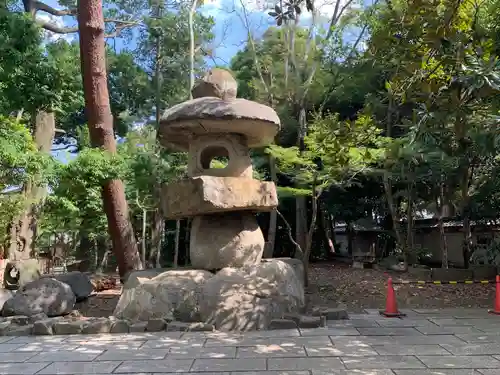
34,1,75,16
276,209,304,259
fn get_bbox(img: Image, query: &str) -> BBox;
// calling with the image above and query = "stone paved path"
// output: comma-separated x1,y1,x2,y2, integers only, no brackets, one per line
1,308,500,374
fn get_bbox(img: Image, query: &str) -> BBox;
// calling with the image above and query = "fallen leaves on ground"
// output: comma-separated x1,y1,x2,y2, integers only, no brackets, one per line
307,262,496,312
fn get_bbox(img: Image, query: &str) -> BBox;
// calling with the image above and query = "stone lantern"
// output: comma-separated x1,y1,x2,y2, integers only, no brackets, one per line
158,70,280,270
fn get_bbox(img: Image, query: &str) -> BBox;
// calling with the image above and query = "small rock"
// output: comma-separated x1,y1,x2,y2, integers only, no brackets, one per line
0,320,11,334
68,310,82,318
82,318,111,334
166,321,190,332
187,322,214,332
29,313,48,323
146,319,166,332
311,307,349,320
268,319,297,330
53,320,87,335
110,319,129,334
323,308,349,321
129,321,147,332
5,324,33,336
33,318,59,335
298,315,323,329
8,315,30,325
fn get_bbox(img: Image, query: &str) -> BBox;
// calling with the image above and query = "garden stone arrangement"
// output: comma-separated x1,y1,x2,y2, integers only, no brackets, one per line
0,264,95,336
113,69,316,332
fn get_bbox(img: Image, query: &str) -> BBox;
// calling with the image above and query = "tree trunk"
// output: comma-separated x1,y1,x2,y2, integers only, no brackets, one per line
141,209,147,267
173,220,180,267
150,209,163,267
77,0,142,280
8,111,55,262
406,183,415,264
437,188,449,269
295,107,308,253
303,178,320,287
320,200,335,254
264,155,278,258
460,167,472,269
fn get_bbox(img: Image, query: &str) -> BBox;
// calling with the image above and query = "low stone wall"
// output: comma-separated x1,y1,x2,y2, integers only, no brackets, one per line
0,307,348,336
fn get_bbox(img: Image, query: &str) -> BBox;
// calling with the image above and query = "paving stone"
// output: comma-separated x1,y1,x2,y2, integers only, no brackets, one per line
0,352,38,362
37,361,121,374
327,320,380,328
395,370,483,375
269,336,332,347
204,336,267,347
330,334,466,346
191,358,267,372
233,372,310,375
95,348,168,361
168,346,236,359
372,344,451,355
14,343,79,352
342,355,426,369
244,329,301,338
0,362,50,375
27,349,103,362
429,318,474,326
313,371,395,375
142,337,205,349
305,344,377,357
237,344,306,357
441,343,500,355
0,344,24,353
300,327,359,336
6,335,67,344
357,327,423,336
267,357,345,371
375,319,436,327
477,370,500,375
113,359,194,373
418,355,500,368
416,325,484,335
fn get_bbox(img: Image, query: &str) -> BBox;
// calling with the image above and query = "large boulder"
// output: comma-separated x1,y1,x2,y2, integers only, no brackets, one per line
113,269,214,322
199,259,305,331
2,278,75,317
44,272,93,302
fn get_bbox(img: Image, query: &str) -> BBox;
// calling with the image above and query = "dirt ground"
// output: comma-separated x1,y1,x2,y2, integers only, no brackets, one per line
77,262,497,317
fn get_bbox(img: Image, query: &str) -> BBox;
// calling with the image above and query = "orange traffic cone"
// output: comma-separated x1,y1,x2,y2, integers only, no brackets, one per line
488,275,500,315
380,277,406,318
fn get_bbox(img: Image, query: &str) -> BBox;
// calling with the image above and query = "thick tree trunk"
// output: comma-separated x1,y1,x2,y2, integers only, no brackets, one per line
8,111,55,262
77,0,141,280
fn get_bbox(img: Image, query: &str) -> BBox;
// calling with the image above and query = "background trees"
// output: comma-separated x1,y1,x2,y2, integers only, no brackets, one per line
1,0,499,280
